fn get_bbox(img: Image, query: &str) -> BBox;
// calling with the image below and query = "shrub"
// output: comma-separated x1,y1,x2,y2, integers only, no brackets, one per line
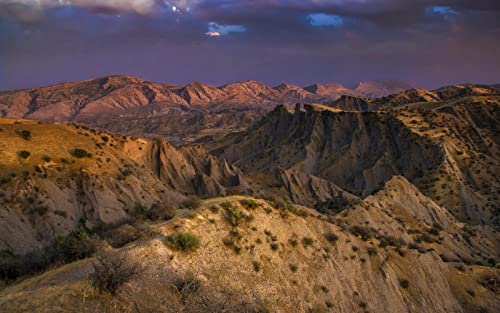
302,237,314,247
325,232,339,243
181,195,201,210
400,279,410,289
349,225,376,241
17,150,31,159
16,130,31,140
239,199,259,210
252,260,261,272
172,272,201,304
289,263,298,272
55,227,97,262
42,155,52,162
145,202,175,221
288,238,298,247
270,243,279,251
223,206,248,227
70,148,90,158
132,203,147,217
367,246,378,256
164,232,200,252
89,249,143,295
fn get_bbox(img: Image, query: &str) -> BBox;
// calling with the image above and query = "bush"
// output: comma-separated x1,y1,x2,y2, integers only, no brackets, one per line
145,202,175,221
70,148,90,158
325,232,339,243
172,272,201,305
400,279,410,289
42,155,51,162
181,195,201,210
239,199,259,210
367,246,378,256
302,237,314,247
17,150,31,159
89,249,143,295
289,263,298,272
270,243,279,251
349,226,376,241
223,206,248,227
16,130,31,140
164,232,201,252
55,227,96,262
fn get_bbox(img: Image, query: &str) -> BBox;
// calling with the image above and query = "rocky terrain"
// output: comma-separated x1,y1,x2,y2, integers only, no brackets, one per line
0,81,498,313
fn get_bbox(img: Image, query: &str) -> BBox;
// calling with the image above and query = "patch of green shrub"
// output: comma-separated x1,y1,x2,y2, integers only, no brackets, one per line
55,227,96,262
223,205,248,227
70,148,91,158
302,237,314,247
349,225,376,241
16,130,31,140
325,232,339,243
239,198,259,210
164,232,200,252
17,150,31,159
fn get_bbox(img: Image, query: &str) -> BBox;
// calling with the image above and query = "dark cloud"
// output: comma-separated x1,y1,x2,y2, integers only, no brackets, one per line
0,0,499,90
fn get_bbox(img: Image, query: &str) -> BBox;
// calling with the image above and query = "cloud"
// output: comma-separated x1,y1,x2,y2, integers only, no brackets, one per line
205,31,220,36
308,13,344,27
426,5,459,16
207,22,246,35
0,0,158,22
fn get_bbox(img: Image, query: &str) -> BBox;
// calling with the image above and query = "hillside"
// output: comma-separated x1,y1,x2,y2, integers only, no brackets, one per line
0,188,498,312
210,92,500,230
0,119,247,254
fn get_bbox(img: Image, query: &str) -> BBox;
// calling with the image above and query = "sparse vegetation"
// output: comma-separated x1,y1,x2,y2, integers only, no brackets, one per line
164,232,201,252
400,279,410,289
349,225,376,241
16,129,31,140
325,232,339,243
89,249,143,295
17,150,31,159
302,237,314,247
70,148,91,158
181,195,201,209
223,204,248,227
55,227,97,262
239,198,259,210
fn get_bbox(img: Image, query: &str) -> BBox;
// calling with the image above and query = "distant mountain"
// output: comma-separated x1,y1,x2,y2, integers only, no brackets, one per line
0,75,414,144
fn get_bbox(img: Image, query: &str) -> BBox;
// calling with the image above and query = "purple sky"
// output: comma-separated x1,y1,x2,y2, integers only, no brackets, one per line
1,0,499,91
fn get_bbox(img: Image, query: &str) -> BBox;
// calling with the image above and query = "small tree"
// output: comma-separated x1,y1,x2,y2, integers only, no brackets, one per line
89,249,143,295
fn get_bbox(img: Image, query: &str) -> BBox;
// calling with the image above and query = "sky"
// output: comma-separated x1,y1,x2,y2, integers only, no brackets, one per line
0,0,499,91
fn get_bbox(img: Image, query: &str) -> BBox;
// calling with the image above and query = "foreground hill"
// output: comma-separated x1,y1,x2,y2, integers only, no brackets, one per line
0,189,498,312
